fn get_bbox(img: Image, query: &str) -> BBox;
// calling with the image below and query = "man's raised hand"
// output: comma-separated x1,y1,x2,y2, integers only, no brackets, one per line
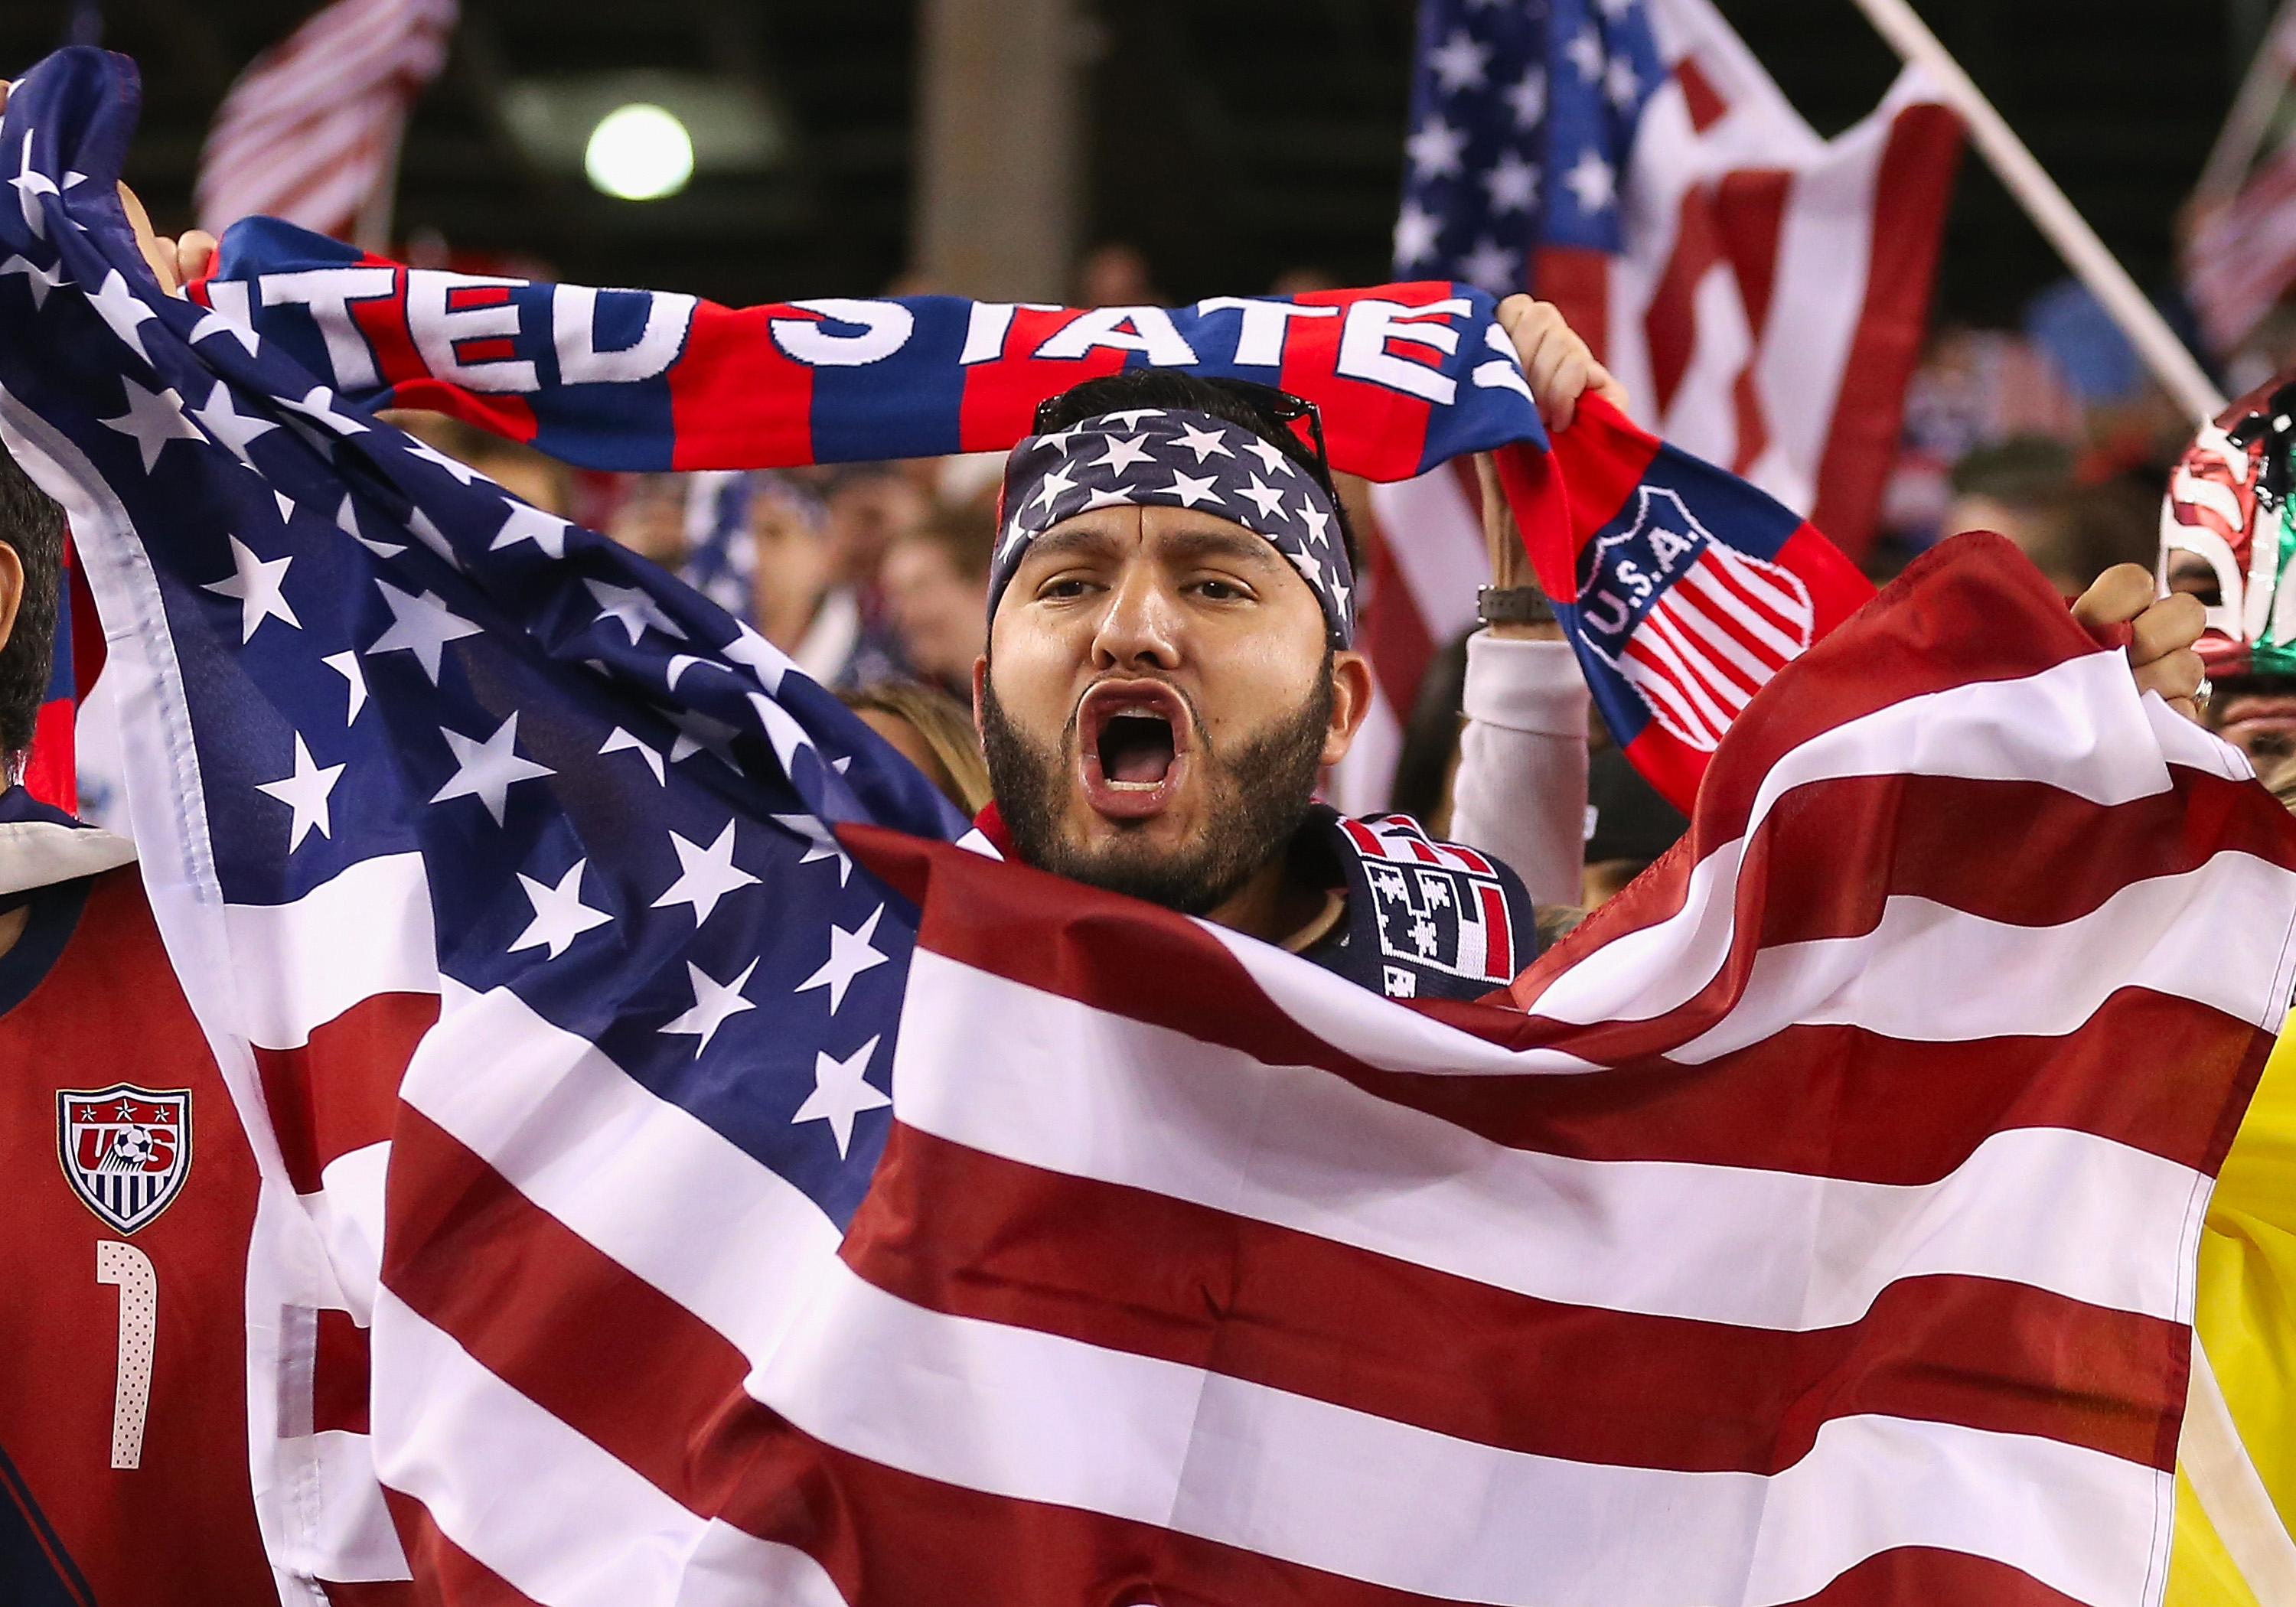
2070,563,2209,723
1495,294,1631,432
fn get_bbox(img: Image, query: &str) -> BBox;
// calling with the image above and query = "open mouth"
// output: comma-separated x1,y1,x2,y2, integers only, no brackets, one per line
1078,681,1192,818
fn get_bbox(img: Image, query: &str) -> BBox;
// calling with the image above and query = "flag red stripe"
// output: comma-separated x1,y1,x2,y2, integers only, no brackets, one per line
1807,103,1963,560
1373,988,2266,1185
846,1124,2188,1474
1786,1547,2089,1606
1644,187,1724,416
1715,169,1793,338
377,1487,544,1607
256,989,438,1195
1358,511,1441,719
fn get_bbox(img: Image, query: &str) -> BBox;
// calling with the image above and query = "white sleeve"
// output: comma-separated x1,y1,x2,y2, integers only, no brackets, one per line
1447,631,1589,909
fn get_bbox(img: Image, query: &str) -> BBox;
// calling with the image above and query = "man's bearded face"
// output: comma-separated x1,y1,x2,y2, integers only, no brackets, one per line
976,504,1355,916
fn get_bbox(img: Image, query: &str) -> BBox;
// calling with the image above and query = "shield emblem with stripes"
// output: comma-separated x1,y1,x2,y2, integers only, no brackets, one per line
1574,486,1815,752
57,1084,191,1234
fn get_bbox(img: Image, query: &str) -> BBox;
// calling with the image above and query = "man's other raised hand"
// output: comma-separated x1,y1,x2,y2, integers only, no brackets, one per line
1495,293,1631,432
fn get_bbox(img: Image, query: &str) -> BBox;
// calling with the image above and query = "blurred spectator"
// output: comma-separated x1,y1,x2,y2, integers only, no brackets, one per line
1939,437,2081,592
1270,266,1340,295
1078,243,1165,307
882,500,993,694
380,410,572,517
607,472,689,566
936,451,1006,513
822,463,928,595
750,469,902,688
1388,629,1473,833
840,680,991,815
1583,747,1688,909
2024,279,2146,409
1876,328,2082,557
2060,477,2162,588
678,471,758,622
2225,305,2296,397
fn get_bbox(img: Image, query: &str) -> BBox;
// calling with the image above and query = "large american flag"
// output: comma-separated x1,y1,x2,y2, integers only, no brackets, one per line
1339,0,1958,813
7,46,2296,1607
195,0,457,243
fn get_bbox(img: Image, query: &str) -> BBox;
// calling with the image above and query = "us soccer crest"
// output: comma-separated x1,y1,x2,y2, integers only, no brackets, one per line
1574,486,1815,753
57,1084,191,1234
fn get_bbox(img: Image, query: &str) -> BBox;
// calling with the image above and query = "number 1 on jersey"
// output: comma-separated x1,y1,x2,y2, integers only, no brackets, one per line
95,1240,155,1469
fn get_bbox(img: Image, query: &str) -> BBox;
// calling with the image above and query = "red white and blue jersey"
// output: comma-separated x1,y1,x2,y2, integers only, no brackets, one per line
0,793,277,1607
1301,806,1542,1002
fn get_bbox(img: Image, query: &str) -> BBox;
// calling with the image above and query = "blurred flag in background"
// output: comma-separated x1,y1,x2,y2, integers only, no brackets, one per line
2183,2,2296,360
1339,0,1958,811
194,0,458,246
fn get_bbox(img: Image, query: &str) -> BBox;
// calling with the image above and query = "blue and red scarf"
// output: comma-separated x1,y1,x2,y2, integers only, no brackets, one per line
190,223,1874,809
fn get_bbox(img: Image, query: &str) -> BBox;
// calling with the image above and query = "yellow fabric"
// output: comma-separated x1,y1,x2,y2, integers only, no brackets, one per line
2172,1463,2262,1607
2169,1015,2296,1605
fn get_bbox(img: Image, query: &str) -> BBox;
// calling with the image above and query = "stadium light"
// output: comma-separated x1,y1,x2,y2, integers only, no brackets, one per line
584,103,694,201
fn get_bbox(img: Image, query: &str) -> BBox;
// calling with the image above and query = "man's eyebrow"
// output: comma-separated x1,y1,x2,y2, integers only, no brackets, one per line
1155,527,1285,569
1020,523,1126,564
1019,521,1283,570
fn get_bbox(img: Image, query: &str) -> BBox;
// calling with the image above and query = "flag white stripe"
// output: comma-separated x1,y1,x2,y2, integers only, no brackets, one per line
372,1292,846,1607
223,852,438,1050
759,1260,2167,1607
1669,852,2296,1064
893,949,2206,1330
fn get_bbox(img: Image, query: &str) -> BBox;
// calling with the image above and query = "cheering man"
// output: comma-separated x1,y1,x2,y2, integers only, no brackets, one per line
971,299,2209,1003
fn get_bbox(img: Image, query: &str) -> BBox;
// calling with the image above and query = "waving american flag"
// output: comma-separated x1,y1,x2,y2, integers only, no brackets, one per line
5,45,2294,1607
1342,0,1961,812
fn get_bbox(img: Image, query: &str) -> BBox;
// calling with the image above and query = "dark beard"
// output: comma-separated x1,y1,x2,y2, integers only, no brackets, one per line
980,658,1332,916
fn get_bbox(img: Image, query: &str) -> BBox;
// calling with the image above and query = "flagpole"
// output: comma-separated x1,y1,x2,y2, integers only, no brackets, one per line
1844,0,2227,424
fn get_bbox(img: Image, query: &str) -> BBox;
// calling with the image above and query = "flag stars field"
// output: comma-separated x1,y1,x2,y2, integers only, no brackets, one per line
585,577,688,645
771,813,853,886
599,725,667,784
100,378,203,472
85,269,159,365
0,253,62,306
490,500,571,559
10,129,55,236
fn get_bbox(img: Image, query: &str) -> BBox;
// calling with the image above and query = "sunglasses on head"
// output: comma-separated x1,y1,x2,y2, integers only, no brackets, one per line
1032,377,1335,486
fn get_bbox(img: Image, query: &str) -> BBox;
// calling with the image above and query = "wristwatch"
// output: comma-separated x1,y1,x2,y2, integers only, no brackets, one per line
1476,585,1555,626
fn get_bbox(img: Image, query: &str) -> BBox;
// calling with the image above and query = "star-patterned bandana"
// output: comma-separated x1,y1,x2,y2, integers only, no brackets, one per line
990,409,1356,646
